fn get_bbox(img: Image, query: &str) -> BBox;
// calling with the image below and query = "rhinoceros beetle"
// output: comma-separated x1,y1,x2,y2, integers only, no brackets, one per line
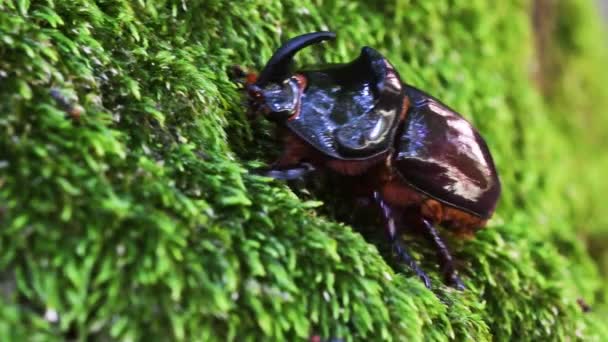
233,32,501,289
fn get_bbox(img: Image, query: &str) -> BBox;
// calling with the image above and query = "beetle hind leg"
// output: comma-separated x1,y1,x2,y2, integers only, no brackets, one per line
374,192,431,288
421,218,465,290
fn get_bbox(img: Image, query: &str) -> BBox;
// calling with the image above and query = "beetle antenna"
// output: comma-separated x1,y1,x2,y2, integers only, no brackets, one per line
256,31,336,86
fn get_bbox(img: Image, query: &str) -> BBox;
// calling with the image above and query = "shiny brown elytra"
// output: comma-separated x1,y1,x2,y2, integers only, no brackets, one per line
233,32,501,289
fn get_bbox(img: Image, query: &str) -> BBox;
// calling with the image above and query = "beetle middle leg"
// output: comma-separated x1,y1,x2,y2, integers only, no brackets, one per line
420,218,465,290
374,192,431,288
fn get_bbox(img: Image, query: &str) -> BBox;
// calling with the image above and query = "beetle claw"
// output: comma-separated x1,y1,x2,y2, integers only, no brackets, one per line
419,271,432,289
446,272,465,291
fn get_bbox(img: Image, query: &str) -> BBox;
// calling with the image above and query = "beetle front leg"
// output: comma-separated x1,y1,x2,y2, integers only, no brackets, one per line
261,162,316,180
228,65,258,85
420,218,465,290
257,132,320,180
374,192,431,288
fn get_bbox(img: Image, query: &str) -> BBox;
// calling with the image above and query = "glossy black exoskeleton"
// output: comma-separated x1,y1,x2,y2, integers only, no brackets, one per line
234,32,501,289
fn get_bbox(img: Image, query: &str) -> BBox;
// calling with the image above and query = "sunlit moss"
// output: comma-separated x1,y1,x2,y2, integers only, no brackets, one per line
0,0,606,340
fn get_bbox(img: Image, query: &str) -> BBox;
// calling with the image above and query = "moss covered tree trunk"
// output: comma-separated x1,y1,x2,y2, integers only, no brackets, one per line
1,0,607,340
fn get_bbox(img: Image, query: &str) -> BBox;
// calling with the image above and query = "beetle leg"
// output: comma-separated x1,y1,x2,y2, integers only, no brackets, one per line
420,218,465,290
228,65,259,86
228,65,248,84
260,162,316,180
374,192,431,288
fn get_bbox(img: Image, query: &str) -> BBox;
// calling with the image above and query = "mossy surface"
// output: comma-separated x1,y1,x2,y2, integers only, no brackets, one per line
1,0,607,340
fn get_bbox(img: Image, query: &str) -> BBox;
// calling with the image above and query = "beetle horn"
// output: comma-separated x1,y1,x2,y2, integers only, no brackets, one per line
256,31,336,86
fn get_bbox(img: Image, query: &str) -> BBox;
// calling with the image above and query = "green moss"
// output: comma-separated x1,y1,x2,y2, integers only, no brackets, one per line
0,0,606,340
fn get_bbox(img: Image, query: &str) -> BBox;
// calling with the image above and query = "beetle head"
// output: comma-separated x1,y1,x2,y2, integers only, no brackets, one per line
246,31,336,121
245,77,303,121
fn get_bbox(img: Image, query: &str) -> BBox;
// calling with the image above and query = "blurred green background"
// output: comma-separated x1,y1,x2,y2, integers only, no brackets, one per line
1,0,608,340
